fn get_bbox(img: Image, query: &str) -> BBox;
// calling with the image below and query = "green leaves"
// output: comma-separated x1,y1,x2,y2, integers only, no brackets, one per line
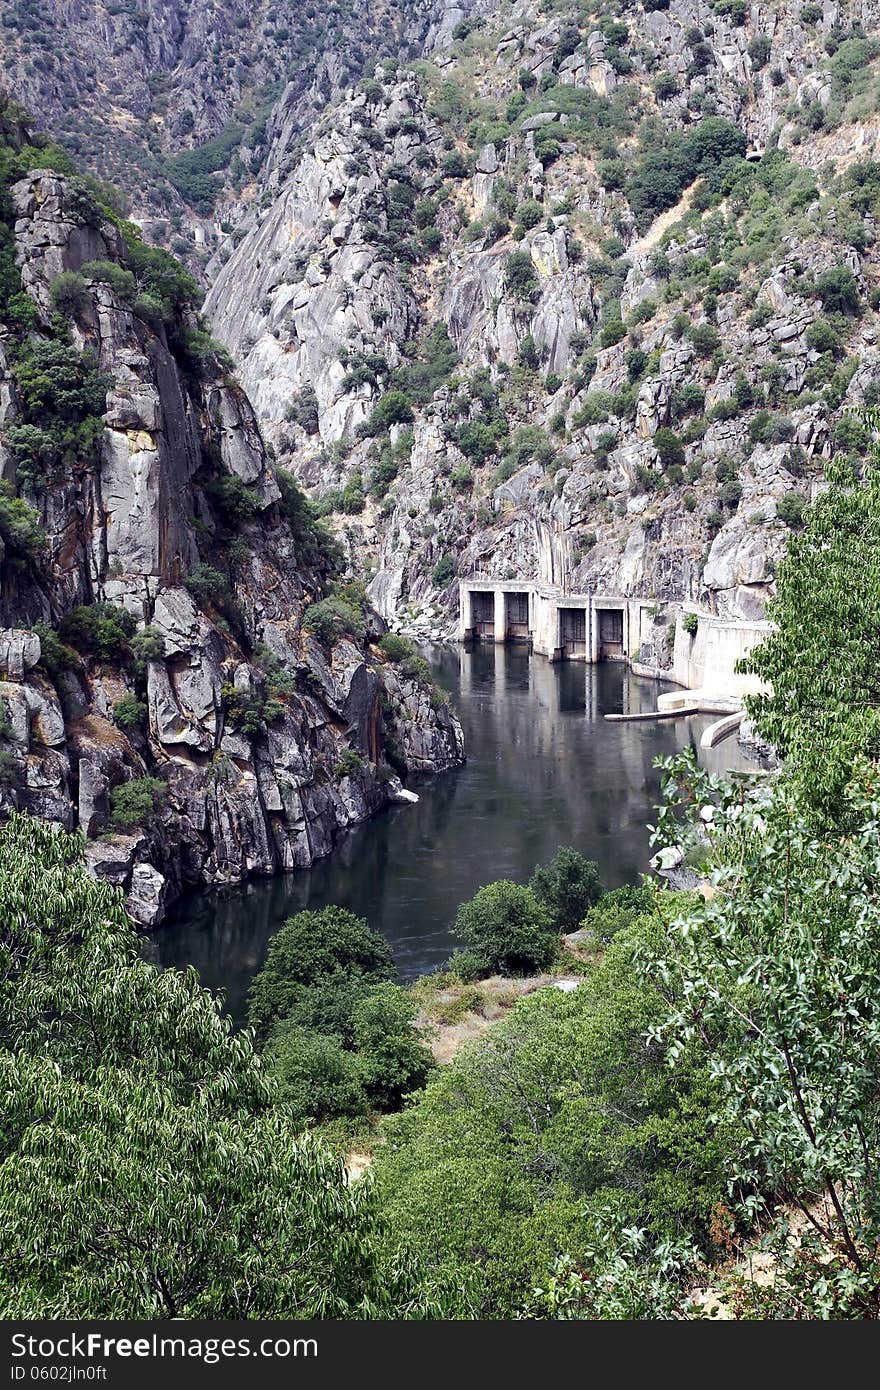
0,815,444,1318
376,904,727,1316
649,754,880,1316
741,444,880,825
453,879,556,976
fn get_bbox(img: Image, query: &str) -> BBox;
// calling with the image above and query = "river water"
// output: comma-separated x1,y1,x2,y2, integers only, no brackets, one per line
147,646,752,1020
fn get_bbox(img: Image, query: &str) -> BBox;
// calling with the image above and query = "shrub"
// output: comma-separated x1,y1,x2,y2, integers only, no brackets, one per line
579,884,655,947
276,469,342,570
351,983,435,1109
653,427,685,469
805,320,841,357
112,695,147,731
59,603,136,663
0,483,44,563
514,199,544,234
457,420,504,463
335,747,367,779
340,474,365,515
247,905,394,1042
267,1026,367,1125
80,260,137,300
714,0,747,22
32,623,76,678
397,323,458,405
286,385,320,434
209,474,262,524
719,479,743,511
749,411,794,446
654,72,679,100
682,611,699,637
183,564,229,604
302,597,365,645
670,383,705,419
776,490,808,529
504,250,540,303
431,554,456,588
130,627,164,671
599,316,626,348
362,389,414,436
814,266,862,315
748,35,772,68
625,348,647,383
529,847,602,935
516,334,540,369
442,150,469,178
573,391,614,426
50,271,90,317
108,776,166,833
453,881,556,976
378,633,414,663
533,125,564,167
687,322,721,358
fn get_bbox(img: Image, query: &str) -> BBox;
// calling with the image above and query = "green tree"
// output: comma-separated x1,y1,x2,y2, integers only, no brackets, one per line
814,266,862,315
351,983,435,1109
740,447,880,822
453,880,555,975
247,906,394,1042
0,815,441,1319
650,752,880,1316
529,847,603,934
653,427,685,469
504,250,540,303
377,904,727,1316
108,776,166,832
302,597,365,645
49,271,90,318
266,1026,367,1125
112,694,147,731
59,602,136,662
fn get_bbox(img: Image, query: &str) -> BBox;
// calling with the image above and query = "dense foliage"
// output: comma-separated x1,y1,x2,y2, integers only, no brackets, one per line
649,748,880,1317
376,899,730,1317
248,907,434,1129
0,816,445,1318
740,441,880,823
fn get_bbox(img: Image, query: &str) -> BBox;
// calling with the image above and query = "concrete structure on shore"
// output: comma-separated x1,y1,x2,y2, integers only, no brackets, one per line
458,579,770,705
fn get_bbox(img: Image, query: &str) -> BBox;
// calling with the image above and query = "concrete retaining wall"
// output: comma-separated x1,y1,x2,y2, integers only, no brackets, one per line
672,607,771,698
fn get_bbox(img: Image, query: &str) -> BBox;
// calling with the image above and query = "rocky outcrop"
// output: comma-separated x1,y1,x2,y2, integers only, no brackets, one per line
6,1,880,769
0,172,464,925
195,0,880,644
0,0,472,242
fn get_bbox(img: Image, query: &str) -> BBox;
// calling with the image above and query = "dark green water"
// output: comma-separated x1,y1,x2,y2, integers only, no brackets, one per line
147,647,747,1020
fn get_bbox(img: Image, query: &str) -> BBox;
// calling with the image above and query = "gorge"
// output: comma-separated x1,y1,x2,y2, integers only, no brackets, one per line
3,0,880,1324
150,646,758,1017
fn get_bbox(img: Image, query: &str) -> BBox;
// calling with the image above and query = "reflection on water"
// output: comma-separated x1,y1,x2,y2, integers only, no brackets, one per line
147,648,754,1019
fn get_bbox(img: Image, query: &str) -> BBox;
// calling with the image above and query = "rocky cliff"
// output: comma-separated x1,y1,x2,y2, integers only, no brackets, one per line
0,0,471,261
0,110,463,925
202,0,880,660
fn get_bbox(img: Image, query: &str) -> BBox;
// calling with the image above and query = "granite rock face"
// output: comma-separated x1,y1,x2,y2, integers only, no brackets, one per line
0,0,466,238
198,0,880,645
0,173,463,925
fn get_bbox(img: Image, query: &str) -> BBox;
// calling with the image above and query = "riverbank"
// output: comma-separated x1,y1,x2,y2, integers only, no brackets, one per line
150,650,758,1013
329,932,600,1172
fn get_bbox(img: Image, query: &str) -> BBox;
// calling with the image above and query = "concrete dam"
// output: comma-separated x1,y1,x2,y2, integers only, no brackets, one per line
458,579,771,708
